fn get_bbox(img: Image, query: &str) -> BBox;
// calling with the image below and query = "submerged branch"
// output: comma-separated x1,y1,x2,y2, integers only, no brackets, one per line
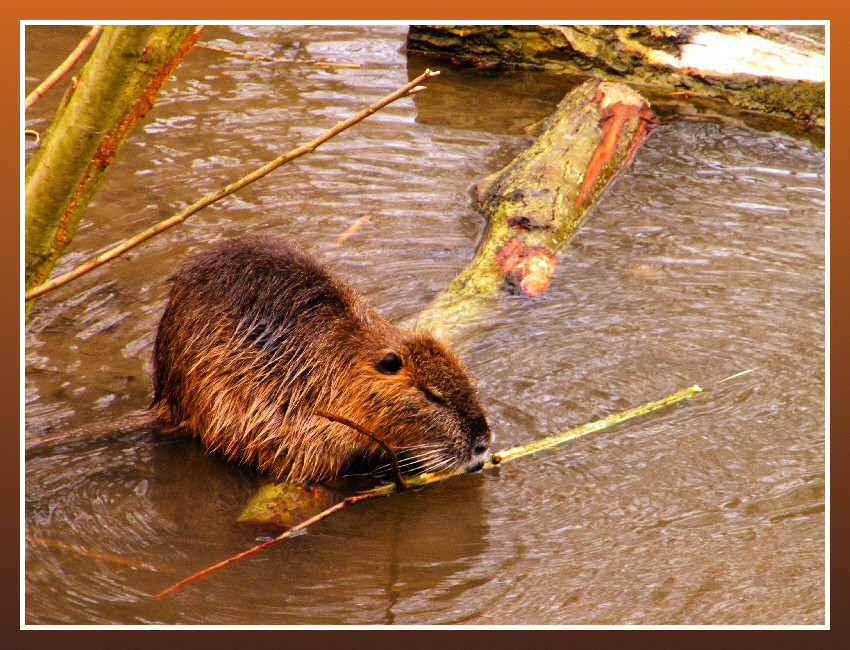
331,213,373,246
26,534,165,572
25,69,440,302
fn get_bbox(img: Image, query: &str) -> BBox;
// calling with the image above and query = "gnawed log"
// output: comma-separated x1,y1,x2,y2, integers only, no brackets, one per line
415,78,655,340
407,25,825,130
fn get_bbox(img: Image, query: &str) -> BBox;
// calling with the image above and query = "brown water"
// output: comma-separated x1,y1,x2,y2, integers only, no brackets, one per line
24,25,826,626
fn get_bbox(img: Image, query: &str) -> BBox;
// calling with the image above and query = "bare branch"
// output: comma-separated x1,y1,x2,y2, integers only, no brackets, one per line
25,25,104,111
25,68,440,302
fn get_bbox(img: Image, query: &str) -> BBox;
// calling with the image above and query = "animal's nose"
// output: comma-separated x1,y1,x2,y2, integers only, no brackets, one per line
467,459,486,472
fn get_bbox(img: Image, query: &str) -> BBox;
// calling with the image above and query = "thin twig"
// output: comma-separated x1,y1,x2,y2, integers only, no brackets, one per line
275,59,361,69
154,371,757,597
316,410,407,490
195,42,360,68
488,384,705,466
25,68,440,302
153,491,381,598
708,366,759,387
25,25,104,111
195,42,275,60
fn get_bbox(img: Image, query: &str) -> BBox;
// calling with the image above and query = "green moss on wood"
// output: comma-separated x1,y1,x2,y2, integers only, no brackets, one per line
407,25,825,129
416,80,652,341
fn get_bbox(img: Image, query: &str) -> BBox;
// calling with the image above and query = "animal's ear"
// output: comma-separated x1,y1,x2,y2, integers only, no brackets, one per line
376,350,403,374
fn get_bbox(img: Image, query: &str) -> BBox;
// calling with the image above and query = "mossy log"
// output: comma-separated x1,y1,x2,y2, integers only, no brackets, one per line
25,25,204,295
416,78,654,341
407,25,825,129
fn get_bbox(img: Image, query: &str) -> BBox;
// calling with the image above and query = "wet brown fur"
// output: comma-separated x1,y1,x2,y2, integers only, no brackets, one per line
151,237,491,483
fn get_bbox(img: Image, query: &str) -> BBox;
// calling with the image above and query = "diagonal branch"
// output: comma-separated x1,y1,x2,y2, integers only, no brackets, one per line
25,68,440,302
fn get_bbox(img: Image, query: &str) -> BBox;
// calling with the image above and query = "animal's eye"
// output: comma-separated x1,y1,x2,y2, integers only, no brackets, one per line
422,387,444,405
376,350,402,374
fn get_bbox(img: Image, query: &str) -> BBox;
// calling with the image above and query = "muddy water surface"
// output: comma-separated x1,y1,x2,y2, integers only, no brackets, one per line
24,25,825,625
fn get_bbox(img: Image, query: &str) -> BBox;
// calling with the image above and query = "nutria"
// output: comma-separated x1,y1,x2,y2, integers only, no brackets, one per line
150,237,492,484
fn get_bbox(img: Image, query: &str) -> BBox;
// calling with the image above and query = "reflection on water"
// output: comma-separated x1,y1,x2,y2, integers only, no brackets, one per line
25,25,825,625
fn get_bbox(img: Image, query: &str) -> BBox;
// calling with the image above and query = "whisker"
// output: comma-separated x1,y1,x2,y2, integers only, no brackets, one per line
419,456,454,474
405,448,443,460
372,448,447,475
395,443,442,453
400,449,443,464
374,454,437,473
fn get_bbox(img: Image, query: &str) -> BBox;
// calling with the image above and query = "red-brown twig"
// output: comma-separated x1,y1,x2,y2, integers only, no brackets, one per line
152,490,383,598
25,68,440,302
25,25,104,111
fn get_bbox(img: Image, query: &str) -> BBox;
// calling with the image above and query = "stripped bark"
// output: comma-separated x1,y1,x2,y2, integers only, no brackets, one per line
25,25,204,294
416,78,655,340
407,25,825,131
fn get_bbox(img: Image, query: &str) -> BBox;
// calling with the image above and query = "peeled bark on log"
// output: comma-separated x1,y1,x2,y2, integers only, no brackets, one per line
416,78,655,340
25,25,204,294
407,25,825,129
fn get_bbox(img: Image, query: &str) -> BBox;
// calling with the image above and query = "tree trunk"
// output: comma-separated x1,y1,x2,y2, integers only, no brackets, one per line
416,78,655,341
407,25,825,130
25,25,204,294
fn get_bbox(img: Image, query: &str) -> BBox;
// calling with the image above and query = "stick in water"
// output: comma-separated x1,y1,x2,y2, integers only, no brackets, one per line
152,369,757,598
